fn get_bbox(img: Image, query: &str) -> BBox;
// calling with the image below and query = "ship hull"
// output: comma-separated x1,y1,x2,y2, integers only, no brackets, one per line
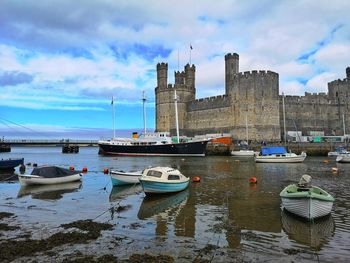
98,140,208,156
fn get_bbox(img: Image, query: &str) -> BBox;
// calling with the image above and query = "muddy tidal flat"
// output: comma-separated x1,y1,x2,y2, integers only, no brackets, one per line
1,146,350,262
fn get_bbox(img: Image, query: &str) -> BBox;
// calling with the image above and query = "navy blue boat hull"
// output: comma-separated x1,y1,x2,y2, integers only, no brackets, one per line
98,140,208,156
0,158,24,171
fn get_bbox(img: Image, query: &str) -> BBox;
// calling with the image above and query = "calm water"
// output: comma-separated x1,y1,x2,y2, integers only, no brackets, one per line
1,147,350,262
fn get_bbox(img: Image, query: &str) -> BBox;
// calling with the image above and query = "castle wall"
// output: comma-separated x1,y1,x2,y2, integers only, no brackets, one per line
184,95,232,136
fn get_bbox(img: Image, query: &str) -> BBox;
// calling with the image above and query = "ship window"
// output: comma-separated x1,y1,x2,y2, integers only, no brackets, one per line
168,174,180,180
147,170,162,178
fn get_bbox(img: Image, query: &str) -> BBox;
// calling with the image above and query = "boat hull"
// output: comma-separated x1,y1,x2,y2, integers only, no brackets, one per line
336,154,350,163
0,158,24,170
98,140,208,156
281,197,333,220
19,173,82,186
255,155,306,163
231,150,256,157
139,179,189,195
110,170,142,186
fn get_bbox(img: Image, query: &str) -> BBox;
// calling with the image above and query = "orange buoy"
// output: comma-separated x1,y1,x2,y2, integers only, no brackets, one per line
249,177,257,184
235,159,240,163
103,168,109,174
332,167,338,172
69,166,75,170
323,160,329,164
192,176,201,182
82,167,88,173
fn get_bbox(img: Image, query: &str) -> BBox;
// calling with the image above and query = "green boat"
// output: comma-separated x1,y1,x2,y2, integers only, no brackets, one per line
280,175,335,220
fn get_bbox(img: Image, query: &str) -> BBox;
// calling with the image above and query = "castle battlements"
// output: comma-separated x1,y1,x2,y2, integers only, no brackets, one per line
187,95,230,112
328,78,349,86
234,70,279,78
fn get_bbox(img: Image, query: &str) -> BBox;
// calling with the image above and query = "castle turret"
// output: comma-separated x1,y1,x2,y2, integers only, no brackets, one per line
175,71,185,85
225,53,239,95
157,63,168,88
185,64,196,88
346,67,350,79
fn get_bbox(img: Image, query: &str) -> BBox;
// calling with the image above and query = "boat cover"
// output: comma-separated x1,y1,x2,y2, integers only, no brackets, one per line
31,166,80,178
261,147,287,155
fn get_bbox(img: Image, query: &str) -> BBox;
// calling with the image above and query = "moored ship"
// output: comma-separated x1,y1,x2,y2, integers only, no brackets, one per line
98,132,209,156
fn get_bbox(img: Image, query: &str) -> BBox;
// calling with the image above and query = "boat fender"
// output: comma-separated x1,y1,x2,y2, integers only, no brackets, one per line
192,176,201,182
249,177,257,184
69,166,75,170
323,160,329,164
82,167,88,173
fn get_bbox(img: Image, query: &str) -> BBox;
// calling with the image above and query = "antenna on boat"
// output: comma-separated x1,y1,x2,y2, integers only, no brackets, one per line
111,96,115,138
174,89,180,143
142,90,147,135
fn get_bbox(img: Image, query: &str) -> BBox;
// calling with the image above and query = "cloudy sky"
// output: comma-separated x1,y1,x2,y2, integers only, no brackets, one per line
0,0,349,139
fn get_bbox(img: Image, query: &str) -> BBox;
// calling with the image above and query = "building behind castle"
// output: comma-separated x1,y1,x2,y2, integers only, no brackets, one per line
155,53,350,142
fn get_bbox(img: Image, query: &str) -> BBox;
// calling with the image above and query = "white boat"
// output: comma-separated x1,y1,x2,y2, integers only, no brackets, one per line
231,149,257,157
328,146,350,157
336,154,350,163
18,166,82,186
139,166,189,195
110,170,143,186
254,146,306,163
280,175,335,220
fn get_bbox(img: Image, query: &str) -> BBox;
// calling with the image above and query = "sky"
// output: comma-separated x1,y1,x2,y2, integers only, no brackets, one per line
0,0,350,139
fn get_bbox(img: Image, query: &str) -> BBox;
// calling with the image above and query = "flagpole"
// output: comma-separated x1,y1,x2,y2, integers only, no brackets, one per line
189,44,192,65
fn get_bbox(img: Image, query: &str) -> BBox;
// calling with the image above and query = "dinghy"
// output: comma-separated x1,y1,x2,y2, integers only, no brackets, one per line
139,166,189,195
280,174,334,220
19,166,82,186
110,169,143,186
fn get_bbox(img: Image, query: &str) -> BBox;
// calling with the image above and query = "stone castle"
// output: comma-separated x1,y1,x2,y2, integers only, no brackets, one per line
155,53,350,141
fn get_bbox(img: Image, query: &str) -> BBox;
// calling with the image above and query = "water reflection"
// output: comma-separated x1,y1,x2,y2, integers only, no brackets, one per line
281,210,335,250
109,184,142,202
17,181,82,200
138,189,189,220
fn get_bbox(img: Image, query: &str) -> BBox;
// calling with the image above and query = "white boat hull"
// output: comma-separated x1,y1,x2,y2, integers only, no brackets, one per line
255,154,306,163
19,173,82,186
281,197,333,220
110,170,142,186
231,150,256,157
336,154,350,163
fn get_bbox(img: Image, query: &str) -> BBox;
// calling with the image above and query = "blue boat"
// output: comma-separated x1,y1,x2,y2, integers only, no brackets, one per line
0,158,24,172
139,166,189,195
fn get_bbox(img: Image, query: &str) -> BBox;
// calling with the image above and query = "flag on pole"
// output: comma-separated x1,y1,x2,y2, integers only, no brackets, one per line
111,96,114,105
190,44,193,50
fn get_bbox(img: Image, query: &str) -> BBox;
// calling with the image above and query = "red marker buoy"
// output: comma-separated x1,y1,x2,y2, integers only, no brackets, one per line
103,168,109,174
69,166,75,170
249,177,257,184
192,176,201,182
82,167,88,173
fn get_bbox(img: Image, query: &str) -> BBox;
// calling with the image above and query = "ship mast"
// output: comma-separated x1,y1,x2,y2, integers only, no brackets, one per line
112,96,115,138
174,89,180,143
282,92,286,144
142,91,147,135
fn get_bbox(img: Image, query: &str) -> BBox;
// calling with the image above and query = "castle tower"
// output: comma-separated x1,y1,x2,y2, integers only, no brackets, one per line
155,63,196,135
157,63,168,88
225,53,239,95
185,64,196,89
